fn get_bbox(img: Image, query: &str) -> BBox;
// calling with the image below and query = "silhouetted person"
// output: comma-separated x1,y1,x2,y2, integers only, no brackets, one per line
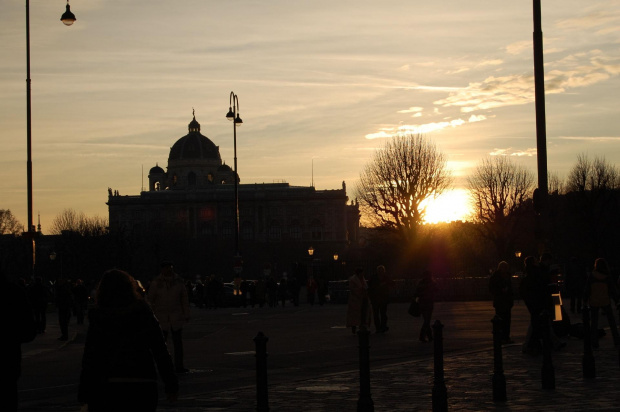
288,275,300,306
306,275,317,306
585,258,620,348
148,261,191,373
55,278,73,341
565,257,586,314
368,265,391,333
317,276,328,306
78,269,178,411
72,279,89,325
247,279,257,307
266,276,278,307
255,277,267,308
240,279,249,307
489,261,514,344
346,268,372,334
28,276,49,333
1,271,36,411
278,277,288,307
416,270,436,342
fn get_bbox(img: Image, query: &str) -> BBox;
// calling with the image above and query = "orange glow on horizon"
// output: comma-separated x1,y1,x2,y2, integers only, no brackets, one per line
422,189,471,224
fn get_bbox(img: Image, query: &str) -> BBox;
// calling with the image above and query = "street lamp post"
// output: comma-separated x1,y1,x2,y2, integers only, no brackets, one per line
24,1,76,278
226,92,243,268
532,0,549,251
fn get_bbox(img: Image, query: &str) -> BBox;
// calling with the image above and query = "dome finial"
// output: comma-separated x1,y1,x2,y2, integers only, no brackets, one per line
188,110,200,132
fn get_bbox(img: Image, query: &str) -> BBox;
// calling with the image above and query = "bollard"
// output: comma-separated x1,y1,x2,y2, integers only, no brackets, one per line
357,325,374,412
582,306,596,378
491,315,507,402
540,311,555,390
432,320,448,412
254,332,269,412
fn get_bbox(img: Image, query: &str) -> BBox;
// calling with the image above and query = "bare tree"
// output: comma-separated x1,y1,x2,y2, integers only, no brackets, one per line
354,134,452,242
467,157,535,259
566,153,619,192
0,209,23,235
49,209,108,236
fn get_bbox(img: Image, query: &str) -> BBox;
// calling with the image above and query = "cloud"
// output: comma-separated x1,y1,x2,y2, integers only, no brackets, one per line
489,148,537,157
468,114,486,123
397,106,424,114
557,136,620,141
505,41,531,55
434,49,620,113
364,115,488,140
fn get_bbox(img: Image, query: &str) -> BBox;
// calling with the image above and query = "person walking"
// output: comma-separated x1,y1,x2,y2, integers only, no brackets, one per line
72,279,89,325
368,265,391,333
306,275,318,306
1,270,37,411
28,276,49,334
55,278,73,341
585,258,620,349
78,269,178,412
346,268,372,334
565,257,586,314
416,270,436,342
148,261,191,373
489,261,514,344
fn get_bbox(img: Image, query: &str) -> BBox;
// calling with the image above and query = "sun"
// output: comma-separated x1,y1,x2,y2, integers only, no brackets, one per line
421,189,471,224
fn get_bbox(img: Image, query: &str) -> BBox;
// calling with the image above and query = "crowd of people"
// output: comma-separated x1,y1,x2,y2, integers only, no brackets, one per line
5,253,620,411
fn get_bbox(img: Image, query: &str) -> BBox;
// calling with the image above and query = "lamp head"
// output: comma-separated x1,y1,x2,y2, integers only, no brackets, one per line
60,2,76,26
226,107,235,121
235,114,243,125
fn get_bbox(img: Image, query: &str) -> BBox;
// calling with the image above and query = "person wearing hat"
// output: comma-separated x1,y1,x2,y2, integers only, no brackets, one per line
148,261,191,373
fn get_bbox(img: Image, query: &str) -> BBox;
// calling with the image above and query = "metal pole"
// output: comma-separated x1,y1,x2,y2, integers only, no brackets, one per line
25,0,37,280
254,332,269,412
533,0,548,200
492,315,507,402
233,109,239,257
432,320,448,412
357,324,374,412
582,306,596,378
540,311,555,389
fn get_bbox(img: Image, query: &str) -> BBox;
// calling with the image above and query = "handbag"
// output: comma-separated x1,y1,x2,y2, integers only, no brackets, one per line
408,298,420,317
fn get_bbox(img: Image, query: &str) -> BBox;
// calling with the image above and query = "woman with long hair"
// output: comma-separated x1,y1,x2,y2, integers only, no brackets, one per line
586,258,620,349
78,269,178,411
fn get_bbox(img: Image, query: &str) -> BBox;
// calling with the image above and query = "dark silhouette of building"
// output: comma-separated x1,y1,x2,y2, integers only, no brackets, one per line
107,115,359,278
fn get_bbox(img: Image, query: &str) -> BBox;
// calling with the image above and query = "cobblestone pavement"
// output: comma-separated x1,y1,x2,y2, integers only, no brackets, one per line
158,333,620,411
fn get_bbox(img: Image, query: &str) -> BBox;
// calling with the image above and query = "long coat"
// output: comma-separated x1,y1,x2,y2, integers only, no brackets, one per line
147,274,190,331
346,275,372,328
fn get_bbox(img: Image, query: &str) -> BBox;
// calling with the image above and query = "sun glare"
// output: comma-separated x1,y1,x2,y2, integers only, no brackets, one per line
422,189,471,224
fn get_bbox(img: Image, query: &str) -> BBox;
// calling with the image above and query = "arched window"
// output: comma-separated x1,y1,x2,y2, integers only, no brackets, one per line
289,220,302,240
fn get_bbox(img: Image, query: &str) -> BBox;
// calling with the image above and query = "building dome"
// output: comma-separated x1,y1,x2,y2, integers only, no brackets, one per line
218,163,233,172
149,164,165,174
168,116,221,162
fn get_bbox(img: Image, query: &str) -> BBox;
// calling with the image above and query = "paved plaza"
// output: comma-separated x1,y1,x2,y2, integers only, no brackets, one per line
19,300,620,411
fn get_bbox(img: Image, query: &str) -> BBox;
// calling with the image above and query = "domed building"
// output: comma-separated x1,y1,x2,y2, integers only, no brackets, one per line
107,114,360,278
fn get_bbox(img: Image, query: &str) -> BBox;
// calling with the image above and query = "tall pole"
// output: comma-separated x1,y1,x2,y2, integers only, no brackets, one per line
25,0,37,279
533,0,548,205
227,92,242,263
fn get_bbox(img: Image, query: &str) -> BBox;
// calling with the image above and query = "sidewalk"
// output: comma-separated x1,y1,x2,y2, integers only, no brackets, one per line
158,328,620,411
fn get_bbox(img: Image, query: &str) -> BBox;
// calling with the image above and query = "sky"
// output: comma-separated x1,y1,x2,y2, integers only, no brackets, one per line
1,0,619,230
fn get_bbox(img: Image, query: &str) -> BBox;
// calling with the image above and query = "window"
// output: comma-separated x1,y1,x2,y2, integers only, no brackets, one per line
310,219,322,240
268,220,281,241
289,220,302,240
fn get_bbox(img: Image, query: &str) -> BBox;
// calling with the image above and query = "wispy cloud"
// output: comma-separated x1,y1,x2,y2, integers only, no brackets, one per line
364,115,487,140
489,148,537,157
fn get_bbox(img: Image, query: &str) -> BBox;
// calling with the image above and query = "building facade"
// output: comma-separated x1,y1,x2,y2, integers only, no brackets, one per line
107,115,359,279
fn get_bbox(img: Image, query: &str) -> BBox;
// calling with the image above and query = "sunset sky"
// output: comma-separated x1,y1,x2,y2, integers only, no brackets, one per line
1,1,619,229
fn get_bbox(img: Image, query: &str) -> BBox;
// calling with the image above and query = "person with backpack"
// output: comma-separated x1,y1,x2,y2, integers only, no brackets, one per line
585,258,620,349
